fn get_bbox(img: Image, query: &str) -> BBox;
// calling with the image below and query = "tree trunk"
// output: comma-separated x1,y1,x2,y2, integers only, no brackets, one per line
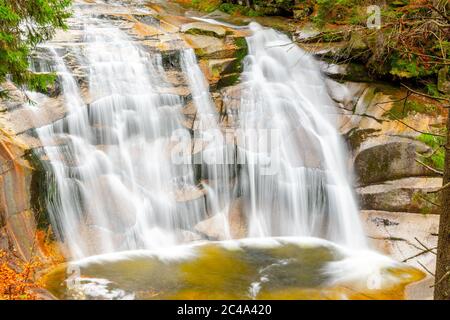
434,112,450,300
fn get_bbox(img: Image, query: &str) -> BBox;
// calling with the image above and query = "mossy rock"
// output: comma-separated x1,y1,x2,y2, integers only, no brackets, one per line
416,133,445,172
181,22,229,38
385,99,440,120
161,50,182,69
345,128,379,152
217,73,241,89
354,140,434,185
326,61,372,83
25,148,55,232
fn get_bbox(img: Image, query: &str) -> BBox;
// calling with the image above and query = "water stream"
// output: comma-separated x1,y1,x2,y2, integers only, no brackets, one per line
235,23,366,248
27,1,423,299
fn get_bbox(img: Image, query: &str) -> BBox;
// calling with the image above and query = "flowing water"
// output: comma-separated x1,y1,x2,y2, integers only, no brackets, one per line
34,8,205,259
180,49,236,240
27,1,423,299
235,23,366,248
43,237,423,300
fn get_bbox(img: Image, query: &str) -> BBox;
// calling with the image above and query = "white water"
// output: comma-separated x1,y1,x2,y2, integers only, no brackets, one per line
180,49,236,239
234,23,367,249
31,3,367,259
34,11,205,259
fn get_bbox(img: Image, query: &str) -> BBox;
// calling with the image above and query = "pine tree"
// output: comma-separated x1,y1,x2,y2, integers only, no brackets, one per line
0,0,72,98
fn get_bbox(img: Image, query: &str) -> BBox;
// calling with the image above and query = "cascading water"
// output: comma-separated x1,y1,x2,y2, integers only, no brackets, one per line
234,23,367,249
180,49,236,239
34,12,204,259
28,3,426,300
33,13,367,258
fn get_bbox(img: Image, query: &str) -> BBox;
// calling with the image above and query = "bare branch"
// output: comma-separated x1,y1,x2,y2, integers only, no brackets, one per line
401,83,450,103
415,158,444,175
427,181,450,194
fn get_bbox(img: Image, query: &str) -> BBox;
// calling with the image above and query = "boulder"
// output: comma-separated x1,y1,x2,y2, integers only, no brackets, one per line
354,139,435,185
195,198,246,239
357,177,442,214
181,22,228,38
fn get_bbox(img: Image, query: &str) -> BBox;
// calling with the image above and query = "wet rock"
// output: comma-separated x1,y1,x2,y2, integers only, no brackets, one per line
357,177,442,214
354,139,434,185
293,5,313,20
200,58,242,88
84,175,137,233
326,79,367,111
195,213,228,240
182,34,237,59
176,229,203,243
181,22,228,38
0,228,9,251
195,199,246,240
361,210,439,299
132,22,162,38
294,23,320,41
0,95,67,136
4,210,39,261
175,186,206,202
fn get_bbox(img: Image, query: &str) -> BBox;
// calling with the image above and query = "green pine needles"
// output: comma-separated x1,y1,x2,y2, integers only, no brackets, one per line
0,0,72,98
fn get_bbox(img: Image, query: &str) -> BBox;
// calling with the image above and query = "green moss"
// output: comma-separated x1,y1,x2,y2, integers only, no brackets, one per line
389,55,435,79
25,148,54,232
426,83,440,97
386,100,439,120
234,37,248,61
218,3,263,17
217,73,240,88
312,0,360,27
184,28,225,38
412,191,441,215
390,0,409,8
417,133,445,171
190,0,221,12
321,32,345,42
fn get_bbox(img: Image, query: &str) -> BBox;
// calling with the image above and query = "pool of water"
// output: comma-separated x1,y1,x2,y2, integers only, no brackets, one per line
43,237,424,300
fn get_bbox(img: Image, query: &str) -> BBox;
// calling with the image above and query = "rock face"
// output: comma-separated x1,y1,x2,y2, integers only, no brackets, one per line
354,140,434,185
325,52,445,299
0,84,55,261
357,178,442,215
362,210,439,299
327,76,446,214
195,199,246,240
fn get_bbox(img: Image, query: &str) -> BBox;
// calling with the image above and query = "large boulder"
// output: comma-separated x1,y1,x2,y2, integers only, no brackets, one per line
357,177,442,214
195,198,246,239
354,138,435,186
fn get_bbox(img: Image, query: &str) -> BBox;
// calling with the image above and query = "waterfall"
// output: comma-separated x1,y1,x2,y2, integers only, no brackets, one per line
180,49,236,240
32,4,367,260
34,15,204,259
235,23,366,249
